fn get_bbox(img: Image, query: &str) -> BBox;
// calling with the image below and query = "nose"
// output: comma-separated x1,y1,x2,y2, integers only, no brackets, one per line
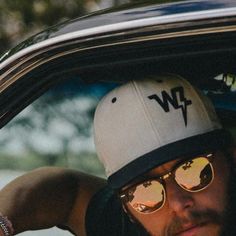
166,180,194,214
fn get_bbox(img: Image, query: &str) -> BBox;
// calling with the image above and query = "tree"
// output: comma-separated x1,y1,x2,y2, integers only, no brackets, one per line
0,0,99,55
0,0,179,55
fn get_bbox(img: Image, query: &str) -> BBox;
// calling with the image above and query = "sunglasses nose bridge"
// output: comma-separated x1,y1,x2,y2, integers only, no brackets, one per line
166,179,195,213
160,172,172,181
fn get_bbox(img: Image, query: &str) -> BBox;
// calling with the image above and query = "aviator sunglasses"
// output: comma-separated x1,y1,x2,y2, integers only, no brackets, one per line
120,153,214,214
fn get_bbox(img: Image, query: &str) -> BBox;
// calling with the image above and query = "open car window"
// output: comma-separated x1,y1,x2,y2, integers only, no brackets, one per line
1,72,236,175
0,77,119,235
0,77,121,177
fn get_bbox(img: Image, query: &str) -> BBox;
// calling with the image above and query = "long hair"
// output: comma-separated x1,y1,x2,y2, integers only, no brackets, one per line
220,148,236,236
120,149,236,236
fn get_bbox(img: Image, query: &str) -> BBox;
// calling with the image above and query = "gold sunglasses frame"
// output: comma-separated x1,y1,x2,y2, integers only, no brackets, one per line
119,153,215,214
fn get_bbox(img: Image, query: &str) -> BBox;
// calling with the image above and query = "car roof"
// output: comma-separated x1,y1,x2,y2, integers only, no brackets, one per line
1,0,236,65
0,0,236,128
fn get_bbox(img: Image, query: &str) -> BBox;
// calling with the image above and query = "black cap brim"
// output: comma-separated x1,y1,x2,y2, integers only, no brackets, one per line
108,129,234,189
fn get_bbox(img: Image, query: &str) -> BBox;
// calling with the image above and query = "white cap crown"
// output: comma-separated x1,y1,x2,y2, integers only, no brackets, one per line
94,75,228,188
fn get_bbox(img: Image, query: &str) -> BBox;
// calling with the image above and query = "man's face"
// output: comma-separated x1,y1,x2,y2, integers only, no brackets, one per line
123,151,232,236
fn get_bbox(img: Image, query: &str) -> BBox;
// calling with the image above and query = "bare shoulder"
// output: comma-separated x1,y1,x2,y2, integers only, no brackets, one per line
64,168,106,236
0,167,106,236
28,167,107,235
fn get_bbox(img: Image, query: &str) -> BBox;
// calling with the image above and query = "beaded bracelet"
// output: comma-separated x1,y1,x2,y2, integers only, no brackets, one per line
0,215,14,236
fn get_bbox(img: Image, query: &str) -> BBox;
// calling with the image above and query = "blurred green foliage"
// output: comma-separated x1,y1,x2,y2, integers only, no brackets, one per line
0,76,108,176
0,0,99,54
0,0,180,55
0,151,105,177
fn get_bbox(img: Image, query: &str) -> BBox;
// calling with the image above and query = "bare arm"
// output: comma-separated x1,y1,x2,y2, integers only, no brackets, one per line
0,167,106,235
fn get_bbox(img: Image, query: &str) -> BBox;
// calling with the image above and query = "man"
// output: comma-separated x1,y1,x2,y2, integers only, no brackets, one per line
0,74,234,236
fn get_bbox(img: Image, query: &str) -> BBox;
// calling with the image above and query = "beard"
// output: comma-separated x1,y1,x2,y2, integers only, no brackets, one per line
170,170,236,236
165,208,226,236
170,168,236,236
138,163,236,236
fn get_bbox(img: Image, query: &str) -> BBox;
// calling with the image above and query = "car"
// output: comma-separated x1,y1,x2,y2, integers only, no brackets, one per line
0,0,236,235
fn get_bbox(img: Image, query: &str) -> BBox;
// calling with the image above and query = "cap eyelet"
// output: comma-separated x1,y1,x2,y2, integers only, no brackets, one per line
112,97,117,103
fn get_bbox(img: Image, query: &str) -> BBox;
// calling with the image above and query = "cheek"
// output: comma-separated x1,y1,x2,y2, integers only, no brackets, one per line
198,161,230,212
127,204,171,236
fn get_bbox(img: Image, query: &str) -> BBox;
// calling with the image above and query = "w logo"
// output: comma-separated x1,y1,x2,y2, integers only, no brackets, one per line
148,86,192,126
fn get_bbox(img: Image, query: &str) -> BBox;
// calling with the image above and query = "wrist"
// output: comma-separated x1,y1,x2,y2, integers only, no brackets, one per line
0,214,14,236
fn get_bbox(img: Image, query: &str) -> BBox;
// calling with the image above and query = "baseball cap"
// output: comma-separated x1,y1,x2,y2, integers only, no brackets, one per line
94,74,232,189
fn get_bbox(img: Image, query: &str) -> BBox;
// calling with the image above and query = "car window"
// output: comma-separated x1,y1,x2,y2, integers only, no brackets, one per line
208,73,236,139
0,71,236,236
0,76,119,235
1,73,236,174
0,76,120,175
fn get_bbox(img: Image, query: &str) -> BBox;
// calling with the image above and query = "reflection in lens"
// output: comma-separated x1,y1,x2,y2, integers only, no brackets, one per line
130,180,165,213
175,157,213,191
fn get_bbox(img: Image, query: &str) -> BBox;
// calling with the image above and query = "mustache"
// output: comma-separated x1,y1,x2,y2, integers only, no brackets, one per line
166,209,224,236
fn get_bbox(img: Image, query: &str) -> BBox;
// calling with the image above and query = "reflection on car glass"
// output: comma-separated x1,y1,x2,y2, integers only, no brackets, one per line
214,73,236,92
0,77,119,178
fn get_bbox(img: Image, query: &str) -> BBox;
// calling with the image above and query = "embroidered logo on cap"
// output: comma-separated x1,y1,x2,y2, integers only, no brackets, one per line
148,86,192,126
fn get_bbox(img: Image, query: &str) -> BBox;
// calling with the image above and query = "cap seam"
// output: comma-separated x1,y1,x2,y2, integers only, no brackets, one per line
106,81,157,176
133,80,162,145
183,78,213,130
108,129,230,189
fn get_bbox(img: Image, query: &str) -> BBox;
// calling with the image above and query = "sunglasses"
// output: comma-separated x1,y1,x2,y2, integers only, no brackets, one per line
120,153,214,214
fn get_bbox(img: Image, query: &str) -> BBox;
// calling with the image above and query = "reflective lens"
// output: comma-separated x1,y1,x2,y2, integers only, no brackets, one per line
175,157,214,192
127,180,165,213
121,155,214,214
